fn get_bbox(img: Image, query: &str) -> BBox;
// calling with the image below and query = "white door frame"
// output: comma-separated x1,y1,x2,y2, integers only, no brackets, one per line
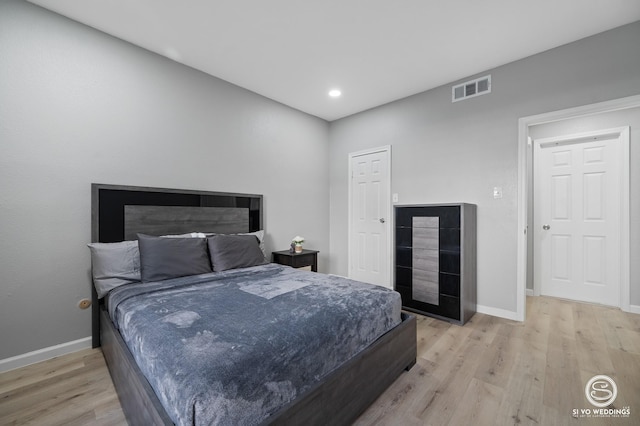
517,95,639,321
347,145,392,287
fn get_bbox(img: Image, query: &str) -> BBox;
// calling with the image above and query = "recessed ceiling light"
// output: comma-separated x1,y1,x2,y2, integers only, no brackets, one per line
328,89,342,98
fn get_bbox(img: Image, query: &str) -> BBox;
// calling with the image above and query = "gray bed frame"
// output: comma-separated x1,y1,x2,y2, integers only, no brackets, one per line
91,183,416,425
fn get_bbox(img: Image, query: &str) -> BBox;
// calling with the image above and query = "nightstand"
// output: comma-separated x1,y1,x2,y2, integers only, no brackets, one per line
272,249,319,272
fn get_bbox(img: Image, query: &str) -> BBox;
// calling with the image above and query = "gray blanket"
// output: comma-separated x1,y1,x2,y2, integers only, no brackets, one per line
108,263,401,425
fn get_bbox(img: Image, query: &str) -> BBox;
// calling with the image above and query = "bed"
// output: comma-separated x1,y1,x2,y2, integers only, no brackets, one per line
90,183,416,425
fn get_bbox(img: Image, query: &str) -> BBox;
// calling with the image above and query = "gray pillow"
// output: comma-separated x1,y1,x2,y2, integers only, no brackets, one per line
241,230,266,256
137,234,212,282
206,230,266,256
207,234,267,272
88,240,140,298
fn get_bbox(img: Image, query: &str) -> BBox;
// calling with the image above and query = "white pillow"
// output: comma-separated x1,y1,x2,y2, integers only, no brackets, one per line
160,232,207,238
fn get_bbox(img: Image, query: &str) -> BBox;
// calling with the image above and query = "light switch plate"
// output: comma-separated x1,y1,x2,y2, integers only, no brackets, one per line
493,187,503,199
392,193,399,203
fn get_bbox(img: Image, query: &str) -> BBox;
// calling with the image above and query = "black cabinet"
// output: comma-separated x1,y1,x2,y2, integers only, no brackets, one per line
395,203,476,325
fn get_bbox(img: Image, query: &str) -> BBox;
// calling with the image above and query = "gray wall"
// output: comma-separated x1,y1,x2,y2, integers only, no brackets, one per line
0,0,329,359
328,22,640,314
528,107,640,303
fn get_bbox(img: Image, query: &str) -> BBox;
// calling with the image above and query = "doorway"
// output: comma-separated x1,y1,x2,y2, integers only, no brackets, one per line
516,95,638,321
533,127,628,307
348,146,392,288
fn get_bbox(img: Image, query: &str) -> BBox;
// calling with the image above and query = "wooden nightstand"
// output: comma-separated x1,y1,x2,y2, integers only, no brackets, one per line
272,249,319,272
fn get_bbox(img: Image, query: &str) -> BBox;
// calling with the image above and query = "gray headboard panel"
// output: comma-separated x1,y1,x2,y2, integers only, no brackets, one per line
124,205,249,239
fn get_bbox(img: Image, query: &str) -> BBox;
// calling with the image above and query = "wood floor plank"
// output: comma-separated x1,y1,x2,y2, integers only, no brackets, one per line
445,377,504,426
494,346,546,426
473,332,521,389
420,319,474,366
353,357,439,426
0,297,638,425
573,303,616,376
1,369,93,418
0,349,125,426
605,347,640,422
0,352,87,396
417,336,485,425
596,306,640,355
415,315,449,358
543,333,583,414
505,299,550,353
464,313,502,346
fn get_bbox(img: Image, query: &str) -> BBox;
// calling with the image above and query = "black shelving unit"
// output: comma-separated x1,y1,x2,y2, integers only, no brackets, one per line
395,203,476,325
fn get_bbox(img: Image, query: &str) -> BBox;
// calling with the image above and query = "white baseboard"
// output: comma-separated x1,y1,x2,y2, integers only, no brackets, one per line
626,304,640,315
477,304,520,321
526,289,534,296
0,337,92,373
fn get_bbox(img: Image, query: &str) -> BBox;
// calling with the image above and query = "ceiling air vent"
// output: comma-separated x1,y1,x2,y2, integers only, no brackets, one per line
452,75,491,102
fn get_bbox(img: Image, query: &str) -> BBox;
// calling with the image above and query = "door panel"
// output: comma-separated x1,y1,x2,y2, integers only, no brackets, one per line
584,236,605,285
584,172,605,220
551,174,571,219
550,234,571,281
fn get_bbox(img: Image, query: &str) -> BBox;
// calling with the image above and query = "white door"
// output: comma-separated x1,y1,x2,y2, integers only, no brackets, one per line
349,147,391,288
534,129,625,307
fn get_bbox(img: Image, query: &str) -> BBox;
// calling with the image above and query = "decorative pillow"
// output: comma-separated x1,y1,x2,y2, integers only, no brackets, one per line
88,240,140,298
137,234,212,282
207,234,267,272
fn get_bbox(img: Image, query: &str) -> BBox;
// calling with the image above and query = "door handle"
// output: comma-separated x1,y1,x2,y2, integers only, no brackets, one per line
379,218,385,223
542,224,550,230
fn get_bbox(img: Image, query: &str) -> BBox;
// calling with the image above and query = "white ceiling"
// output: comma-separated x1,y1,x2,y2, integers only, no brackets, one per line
27,0,640,121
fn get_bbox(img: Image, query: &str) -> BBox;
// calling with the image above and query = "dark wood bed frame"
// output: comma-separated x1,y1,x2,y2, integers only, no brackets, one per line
91,183,416,425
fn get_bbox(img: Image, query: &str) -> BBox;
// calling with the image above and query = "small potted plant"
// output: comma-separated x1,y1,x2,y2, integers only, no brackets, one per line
292,235,304,253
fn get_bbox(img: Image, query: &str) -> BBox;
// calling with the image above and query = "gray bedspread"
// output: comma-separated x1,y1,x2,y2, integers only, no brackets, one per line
107,263,401,425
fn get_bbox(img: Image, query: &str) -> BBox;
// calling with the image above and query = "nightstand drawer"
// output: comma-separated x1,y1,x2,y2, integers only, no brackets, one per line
272,249,319,272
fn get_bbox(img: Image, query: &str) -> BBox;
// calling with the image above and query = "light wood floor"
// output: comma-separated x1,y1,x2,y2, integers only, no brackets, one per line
1,296,639,425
